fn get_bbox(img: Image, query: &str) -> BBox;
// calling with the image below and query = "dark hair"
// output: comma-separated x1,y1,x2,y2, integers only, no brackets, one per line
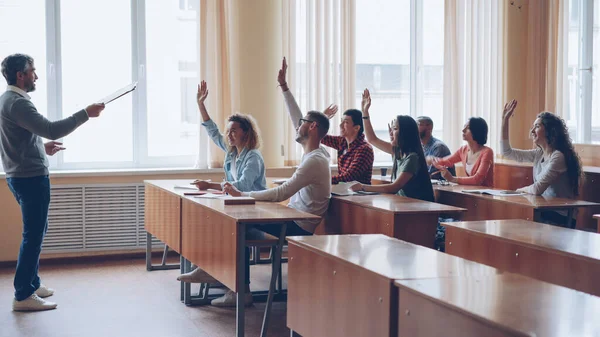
416,116,434,127
537,112,583,196
226,113,262,151
468,117,488,145
343,109,364,137
391,115,429,181
1,54,34,85
306,111,330,139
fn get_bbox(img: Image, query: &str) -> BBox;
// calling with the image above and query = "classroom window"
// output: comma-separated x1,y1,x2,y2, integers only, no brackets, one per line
355,0,445,163
566,0,600,144
0,0,203,171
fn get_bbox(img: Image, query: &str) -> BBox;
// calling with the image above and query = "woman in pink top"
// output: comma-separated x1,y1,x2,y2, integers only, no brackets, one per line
429,117,494,187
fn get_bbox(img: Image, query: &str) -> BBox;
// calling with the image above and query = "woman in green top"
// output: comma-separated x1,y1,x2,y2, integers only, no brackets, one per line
351,89,434,202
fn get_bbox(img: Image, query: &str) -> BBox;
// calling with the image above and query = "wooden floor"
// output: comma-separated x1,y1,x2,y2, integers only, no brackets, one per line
0,257,290,337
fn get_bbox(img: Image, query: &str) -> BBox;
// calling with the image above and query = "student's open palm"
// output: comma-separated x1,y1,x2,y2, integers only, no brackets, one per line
361,89,371,112
503,99,517,121
278,57,288,86
197,81,209,105
323,104,338,119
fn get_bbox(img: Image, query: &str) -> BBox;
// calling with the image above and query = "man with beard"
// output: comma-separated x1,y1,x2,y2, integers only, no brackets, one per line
0,54,105,311
220,57,331,307
417,116,455,176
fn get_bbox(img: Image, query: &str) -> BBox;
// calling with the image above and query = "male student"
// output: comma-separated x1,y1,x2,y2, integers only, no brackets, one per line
220,57,331,307
320,105,374,184
1,54,105,311
416,116,455,176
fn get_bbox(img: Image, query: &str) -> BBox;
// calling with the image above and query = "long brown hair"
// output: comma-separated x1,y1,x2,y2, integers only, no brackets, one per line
391,115,429,181
226,113,262,152
537,112,583,196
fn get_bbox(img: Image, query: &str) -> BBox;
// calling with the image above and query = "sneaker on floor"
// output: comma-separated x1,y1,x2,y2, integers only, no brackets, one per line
177,267,218,283
211,290,253,307
12,294,57,312
35,284,55,298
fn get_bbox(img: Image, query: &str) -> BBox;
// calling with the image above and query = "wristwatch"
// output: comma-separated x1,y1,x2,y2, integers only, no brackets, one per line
362,116,369,120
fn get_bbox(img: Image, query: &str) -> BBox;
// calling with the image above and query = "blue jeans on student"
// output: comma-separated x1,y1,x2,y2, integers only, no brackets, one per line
6,175,51,301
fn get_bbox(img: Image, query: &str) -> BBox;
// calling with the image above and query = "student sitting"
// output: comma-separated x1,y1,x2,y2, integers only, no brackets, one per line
500,99,583,226
429,117,494,187
220,57,332,307
177,81,266,285
320,104,374,184
349,89,434,202
416,116,455,177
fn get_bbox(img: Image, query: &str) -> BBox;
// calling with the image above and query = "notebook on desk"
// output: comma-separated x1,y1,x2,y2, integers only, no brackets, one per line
462,189,525,196
221,196,256,205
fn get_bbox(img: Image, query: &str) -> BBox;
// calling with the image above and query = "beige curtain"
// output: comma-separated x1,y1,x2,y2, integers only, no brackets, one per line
195,0,240,169
544,0,569,117
281,0,355,166
443,0,505,153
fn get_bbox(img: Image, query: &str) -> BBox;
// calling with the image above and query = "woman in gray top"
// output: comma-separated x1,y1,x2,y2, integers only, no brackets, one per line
501,99,583,226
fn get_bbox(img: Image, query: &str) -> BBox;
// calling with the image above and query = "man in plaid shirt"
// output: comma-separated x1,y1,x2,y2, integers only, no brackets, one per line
322,106,374,184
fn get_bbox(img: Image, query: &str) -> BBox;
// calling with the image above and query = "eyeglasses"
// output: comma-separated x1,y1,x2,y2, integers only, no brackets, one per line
298,118,315,128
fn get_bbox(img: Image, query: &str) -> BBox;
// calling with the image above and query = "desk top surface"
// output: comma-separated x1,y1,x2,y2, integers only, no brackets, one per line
331,194,466,214
287,234,500,281
145,179,196,197
443,219,600,261
434,184,599,209
395,274,600,337
145,180,320,223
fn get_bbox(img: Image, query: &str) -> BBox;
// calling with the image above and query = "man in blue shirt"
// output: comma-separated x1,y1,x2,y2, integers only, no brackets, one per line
417,116,455,177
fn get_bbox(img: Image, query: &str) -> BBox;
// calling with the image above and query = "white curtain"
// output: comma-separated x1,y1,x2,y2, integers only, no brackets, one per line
443,0,505,153
195,0,241,169
282,0,355,165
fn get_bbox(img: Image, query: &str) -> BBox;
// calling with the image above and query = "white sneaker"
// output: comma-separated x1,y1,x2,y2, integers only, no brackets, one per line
177,268,217,284
35,284,55,298
211,290,253,307
12,294,57,312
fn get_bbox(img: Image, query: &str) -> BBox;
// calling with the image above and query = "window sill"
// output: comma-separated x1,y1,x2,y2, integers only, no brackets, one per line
0,167,224,179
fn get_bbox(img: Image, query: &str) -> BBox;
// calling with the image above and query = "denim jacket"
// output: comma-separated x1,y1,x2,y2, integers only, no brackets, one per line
202,119,267,192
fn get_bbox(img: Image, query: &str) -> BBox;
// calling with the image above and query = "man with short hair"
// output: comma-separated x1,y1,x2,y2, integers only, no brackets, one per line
416,116,455,176
219,57,332,307
321,106,374,184
1,54,105,311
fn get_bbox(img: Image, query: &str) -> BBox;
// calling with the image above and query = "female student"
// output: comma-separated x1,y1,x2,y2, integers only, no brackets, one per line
350,89,434,202
429,117,494,187
177,81,267,296
500,99,583,226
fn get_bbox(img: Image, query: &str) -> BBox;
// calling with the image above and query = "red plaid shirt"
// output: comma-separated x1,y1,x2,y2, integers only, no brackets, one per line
321,134,374,184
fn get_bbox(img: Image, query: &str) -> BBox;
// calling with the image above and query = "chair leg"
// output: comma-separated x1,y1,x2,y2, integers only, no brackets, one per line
260,223,287,337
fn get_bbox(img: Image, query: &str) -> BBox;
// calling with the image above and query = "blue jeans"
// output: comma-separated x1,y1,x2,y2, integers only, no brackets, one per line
6,175,51,301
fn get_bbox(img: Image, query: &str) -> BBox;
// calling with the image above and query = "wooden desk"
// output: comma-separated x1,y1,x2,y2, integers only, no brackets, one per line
434,184,599,227
182,196,320,337
320,194,466,248
444,219,600,296
287,234,501,337
395,274,600,337
144,180,193,270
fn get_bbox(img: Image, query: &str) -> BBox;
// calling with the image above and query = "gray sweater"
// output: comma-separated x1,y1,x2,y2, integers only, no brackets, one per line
0,88,89,178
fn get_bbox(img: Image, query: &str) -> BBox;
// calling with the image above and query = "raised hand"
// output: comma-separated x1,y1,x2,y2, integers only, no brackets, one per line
361,89,371,113
323,104,339,119
222,182,242,196
44,141,66,156
503,99,518,121
197,80,209,105
85,103,105,118
278,57,288,86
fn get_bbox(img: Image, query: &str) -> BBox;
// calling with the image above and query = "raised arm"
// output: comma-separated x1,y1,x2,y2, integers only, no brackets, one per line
198,81,227,152
361,89,393,154
278,57,303,127
500,99,537,162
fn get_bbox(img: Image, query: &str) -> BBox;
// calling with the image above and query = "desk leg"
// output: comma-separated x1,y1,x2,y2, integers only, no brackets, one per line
290,330,301,337
146,232,152,271
180,255,185,302
236,223,246,337
260,222,287,337
183,258,192,305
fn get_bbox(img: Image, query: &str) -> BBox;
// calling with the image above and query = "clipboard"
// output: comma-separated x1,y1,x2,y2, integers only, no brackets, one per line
97,82,138,104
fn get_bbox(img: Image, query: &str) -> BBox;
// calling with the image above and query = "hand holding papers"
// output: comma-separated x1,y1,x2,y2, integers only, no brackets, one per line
96,82,138,105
